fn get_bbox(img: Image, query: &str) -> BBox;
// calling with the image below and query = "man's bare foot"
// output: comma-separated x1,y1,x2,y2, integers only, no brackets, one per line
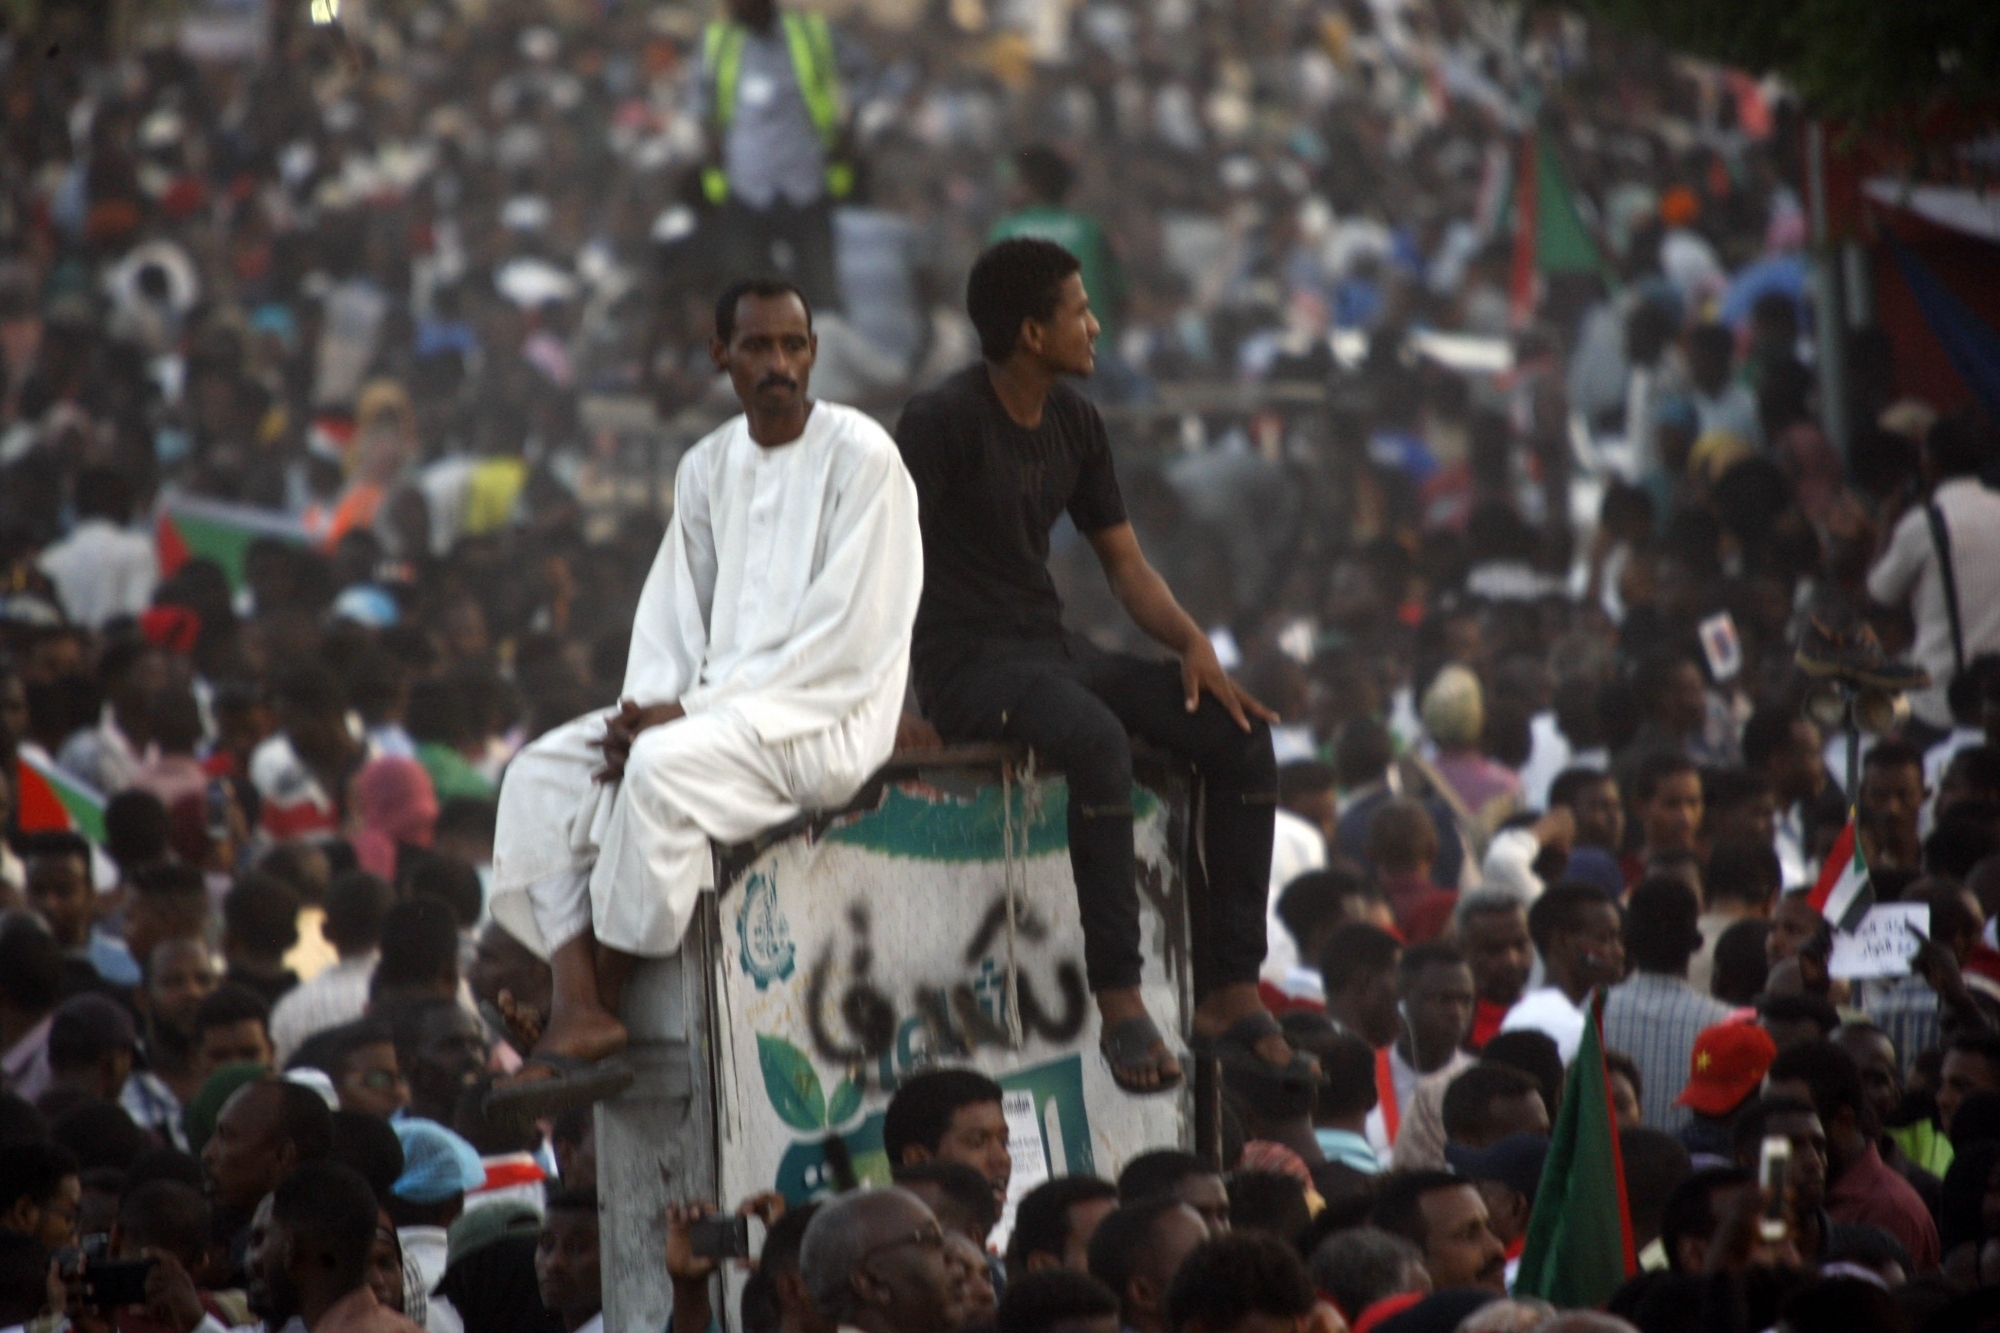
1192,983,1308,1075
532,1003,628,1065
1097,987,1182,1092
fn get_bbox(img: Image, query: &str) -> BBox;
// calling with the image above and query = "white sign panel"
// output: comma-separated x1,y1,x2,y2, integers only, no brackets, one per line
711,762,1192,1241
1829,904,1931,980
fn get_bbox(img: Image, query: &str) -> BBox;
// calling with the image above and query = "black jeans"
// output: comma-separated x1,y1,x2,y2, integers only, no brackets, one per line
714,196,841,313
919,636,1277,994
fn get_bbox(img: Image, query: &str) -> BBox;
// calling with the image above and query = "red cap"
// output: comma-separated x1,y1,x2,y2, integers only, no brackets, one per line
1675,1020,1777,1117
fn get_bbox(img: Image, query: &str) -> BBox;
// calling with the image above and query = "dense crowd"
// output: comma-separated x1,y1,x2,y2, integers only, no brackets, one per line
2,0,1999,1330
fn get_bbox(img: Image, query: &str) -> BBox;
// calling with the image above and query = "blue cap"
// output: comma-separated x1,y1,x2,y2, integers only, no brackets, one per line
1565,846,1626,899
391,1118,487,1204
1444,1132,1550,1202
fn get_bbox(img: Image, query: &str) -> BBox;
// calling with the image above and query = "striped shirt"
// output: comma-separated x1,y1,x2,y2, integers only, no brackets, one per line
269,953,377,1064
1602,972,1732,1136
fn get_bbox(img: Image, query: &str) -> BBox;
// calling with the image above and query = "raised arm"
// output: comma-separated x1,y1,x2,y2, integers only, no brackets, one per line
1085,521,1275,732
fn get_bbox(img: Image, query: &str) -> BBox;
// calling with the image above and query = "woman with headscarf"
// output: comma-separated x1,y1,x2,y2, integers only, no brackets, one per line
349,756,440,883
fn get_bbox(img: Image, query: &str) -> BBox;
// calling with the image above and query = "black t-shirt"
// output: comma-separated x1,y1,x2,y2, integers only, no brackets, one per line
894,364,1127,669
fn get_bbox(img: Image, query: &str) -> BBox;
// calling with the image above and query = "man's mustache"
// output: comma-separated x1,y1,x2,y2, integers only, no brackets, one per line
757,375,799,391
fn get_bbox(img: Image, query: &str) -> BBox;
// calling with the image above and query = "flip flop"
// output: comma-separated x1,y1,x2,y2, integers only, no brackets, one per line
1100,1014,1184,1096
1191,1011,1319,1087
482,1053,635,1125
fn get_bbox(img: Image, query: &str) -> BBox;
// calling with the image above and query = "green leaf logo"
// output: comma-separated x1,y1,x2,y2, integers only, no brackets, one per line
758,1033,827,1132
827,1078,862,1128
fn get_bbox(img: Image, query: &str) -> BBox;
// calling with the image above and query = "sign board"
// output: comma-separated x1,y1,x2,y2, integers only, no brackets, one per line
709,758,1193,1251
1828,904,1931,980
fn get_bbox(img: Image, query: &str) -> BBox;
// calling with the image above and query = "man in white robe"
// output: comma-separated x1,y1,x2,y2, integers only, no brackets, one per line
485,280,921,1116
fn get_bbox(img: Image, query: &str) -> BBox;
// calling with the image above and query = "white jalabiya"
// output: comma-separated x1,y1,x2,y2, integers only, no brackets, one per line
490,402,922,958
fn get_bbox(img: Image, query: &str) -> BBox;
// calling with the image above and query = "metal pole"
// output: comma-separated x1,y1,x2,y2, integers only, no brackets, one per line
1844,695,1863,809
1806,121,1852,462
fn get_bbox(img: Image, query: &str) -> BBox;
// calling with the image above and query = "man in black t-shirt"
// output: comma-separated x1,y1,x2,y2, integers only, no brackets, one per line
895,238,1313,1096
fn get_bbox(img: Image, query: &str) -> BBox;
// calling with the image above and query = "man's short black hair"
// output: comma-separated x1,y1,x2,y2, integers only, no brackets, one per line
1631,751,1700,804
1527,882,1617,956
545,1187,599,1216
1334,720,1395,789
403,855,483,930
1755,993,1840,1037
1086,1197,1186,1310
1398,940,1466,984
1013,145,1076,205
0,1142,77,1214
1862,738,1925,776
998,1269,1119,1333
322,872,394,956
105,790,172,870
967,238,1082,362
714,278,812,345
194,983,270,1041
1548,767,1615,812
73,465,135,524
55,1102,153,1173
19,829,90,866
1741,707,1805,773
1477,1029,1565,1124
881,1068,1004,1165
1706,837,1781,910
1116,1150,1212,1203
1318,923,1400,994
1776,1040,1864,1120
1620,1126,1693,1246
328,1109,405,1203
1442,1063,1544,1145
1275,865,1375,954
271,1162,379,1285
1225,1172,1310,1251
1284,1020,1377,1119
288,1019,394,1080
117,1180,212,1268
223,873,302,956
1006,1175,1119,1273
372,896,461,993
1948,1029,2000,1070
1277,761,1337,803
1702,768,1771,818
892,1161,999,1239
274,663,347,719
1166,1232,1315,1333
241,1079,336,1165
1658,1166,1752,1273
1926,407,1994,480
1368,1171,1469,1252
1728,1094,1819,1162
0,919,63,1016
1624,875,1704,973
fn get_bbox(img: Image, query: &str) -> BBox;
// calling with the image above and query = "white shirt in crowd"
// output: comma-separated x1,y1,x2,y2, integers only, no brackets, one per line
37,517,159,629
1868,476,2000,729
1262,808,1327,985
1500,985,1587,1063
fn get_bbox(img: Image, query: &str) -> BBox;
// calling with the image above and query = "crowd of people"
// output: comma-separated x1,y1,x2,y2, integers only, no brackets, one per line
3,0,2000,1330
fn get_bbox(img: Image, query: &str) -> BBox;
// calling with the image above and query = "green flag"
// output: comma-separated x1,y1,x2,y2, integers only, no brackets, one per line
1514,990,1635,1307
1533,137,1607,279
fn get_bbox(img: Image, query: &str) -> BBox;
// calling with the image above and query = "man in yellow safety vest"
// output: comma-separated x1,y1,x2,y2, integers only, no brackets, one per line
697,0,858,310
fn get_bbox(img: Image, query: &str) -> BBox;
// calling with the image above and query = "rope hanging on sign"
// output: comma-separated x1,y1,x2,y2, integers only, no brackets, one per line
1000,752,1041,1052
